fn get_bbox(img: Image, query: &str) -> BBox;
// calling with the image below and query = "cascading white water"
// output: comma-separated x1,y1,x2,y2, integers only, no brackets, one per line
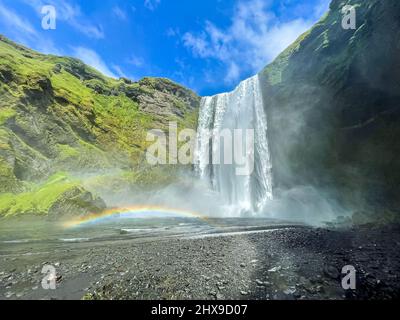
195,75,273,215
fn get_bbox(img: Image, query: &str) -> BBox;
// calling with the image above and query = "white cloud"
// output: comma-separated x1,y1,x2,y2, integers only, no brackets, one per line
72,47,116,78
144,0,161,11
22,0,104,39
0,2,61,55
35,39,63,55
166,27,179,37
313,0,331,18
0,3,37,36
127,55,144,67
183,0,329,84
112,64,138,81
112,64,127,78
71,21,104,39
225,62,240,84
112,6,127,21
182,32,210,58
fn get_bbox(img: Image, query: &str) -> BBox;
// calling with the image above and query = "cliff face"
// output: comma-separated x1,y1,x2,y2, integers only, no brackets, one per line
1,0,399,219
260,0,400,216
0,36,200,217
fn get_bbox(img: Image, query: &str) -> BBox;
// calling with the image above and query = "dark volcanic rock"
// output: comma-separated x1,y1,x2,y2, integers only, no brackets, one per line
2,224,399,300
259,0,400,218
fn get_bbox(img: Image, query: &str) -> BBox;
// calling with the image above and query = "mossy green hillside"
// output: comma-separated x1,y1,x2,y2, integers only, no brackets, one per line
0,35,200,217
0,173,105,217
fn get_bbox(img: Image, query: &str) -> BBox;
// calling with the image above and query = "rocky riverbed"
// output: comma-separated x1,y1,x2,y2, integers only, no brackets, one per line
0,221,399,300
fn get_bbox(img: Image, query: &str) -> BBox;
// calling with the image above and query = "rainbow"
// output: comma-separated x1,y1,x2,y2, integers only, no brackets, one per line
62,205,207,228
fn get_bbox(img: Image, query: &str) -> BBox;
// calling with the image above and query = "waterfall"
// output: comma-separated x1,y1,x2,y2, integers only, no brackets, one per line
195,74,273,215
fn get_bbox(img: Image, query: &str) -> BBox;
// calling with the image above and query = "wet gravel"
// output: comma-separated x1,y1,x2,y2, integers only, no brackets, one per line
1,224,399,300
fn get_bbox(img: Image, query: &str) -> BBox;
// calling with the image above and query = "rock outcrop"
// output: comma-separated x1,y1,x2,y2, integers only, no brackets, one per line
260,0,400,216
0,35,200,217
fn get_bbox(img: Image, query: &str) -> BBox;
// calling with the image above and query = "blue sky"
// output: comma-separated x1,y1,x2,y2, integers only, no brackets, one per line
0,0,330,95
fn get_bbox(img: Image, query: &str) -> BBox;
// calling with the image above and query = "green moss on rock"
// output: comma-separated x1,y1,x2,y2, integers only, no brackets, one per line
0,173,105,217
0,35,200,217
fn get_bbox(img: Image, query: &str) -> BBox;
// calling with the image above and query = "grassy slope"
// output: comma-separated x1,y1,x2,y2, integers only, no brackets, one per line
0,35,200,217
0,173,78,217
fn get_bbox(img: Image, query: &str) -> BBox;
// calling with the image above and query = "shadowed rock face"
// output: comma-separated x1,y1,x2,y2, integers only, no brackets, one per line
259,0,400,215
1,0,399,220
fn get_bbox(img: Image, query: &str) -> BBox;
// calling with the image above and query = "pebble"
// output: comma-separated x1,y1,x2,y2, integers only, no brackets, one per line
268,266,281,273
283,287,296,295
1,224,399,300
255,279,264,286
324,265,340,279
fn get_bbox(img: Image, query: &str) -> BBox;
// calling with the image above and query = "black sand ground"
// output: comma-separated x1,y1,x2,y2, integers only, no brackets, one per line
1,223,399,300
